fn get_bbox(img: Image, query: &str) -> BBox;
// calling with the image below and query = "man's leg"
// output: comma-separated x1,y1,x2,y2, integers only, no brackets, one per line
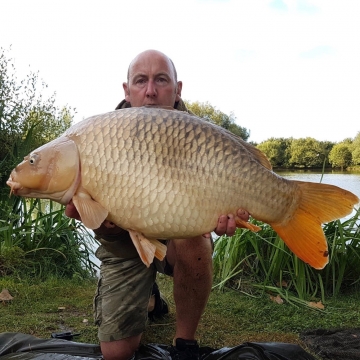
100,335,142,360
94,245,157,360
166,236,213,341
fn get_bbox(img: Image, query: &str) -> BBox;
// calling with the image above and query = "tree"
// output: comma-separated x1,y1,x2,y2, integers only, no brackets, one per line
329,143,353,170
184,100,250,140
257,137,292,167
351,132,360,165
0,49,98,280
288,137,332,168
0,48,74,193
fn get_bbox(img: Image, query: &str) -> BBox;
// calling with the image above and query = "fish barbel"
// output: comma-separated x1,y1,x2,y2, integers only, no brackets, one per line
7,106,359,269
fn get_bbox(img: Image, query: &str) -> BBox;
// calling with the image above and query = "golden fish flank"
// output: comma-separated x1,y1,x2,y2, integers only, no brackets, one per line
7,107,359,269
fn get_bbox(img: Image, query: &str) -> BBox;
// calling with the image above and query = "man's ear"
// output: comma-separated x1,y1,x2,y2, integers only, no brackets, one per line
123,82,130,102
175,81,183,102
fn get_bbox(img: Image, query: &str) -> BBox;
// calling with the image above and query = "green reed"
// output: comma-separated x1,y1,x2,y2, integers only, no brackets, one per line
0,196,98,280
213,208,360,304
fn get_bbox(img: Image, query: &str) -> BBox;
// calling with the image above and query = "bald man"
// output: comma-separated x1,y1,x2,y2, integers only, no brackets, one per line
66,50,249,360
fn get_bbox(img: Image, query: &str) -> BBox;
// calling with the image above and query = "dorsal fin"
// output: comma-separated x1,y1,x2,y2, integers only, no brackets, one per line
222,129,272,170
242,141,272,170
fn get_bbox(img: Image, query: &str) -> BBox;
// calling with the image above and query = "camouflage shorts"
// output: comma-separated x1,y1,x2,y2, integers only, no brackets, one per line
93,242,170,342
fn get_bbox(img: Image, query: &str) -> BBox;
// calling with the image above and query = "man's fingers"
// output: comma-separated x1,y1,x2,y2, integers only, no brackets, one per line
103,220,116,228
237,209,249,221
225,214,236,236
213,214,228,236
64,201,81,220
213,214,237,237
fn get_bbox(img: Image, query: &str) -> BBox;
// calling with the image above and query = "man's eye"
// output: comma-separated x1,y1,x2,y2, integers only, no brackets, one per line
136,79,146,84
157,78,167,83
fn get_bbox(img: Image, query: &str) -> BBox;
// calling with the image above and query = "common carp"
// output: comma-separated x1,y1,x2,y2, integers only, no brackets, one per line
7,106,359,269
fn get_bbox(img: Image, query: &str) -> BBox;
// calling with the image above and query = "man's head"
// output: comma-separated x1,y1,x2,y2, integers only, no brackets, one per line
123,50,182,108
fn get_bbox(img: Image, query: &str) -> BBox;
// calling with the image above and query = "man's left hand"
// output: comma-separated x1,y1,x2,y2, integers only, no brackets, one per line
204,209,250,238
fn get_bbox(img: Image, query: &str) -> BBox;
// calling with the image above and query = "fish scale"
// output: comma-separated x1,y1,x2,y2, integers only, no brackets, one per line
66,109,253,236
64,108,293,237
7,106,359,269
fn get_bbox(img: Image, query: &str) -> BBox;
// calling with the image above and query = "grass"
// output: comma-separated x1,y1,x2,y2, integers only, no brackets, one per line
1,274,360,357
0,277,98,342
213,207,360,303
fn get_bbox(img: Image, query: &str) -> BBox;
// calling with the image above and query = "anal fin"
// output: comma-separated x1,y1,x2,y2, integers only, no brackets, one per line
152,239,167,261
128,230,167,267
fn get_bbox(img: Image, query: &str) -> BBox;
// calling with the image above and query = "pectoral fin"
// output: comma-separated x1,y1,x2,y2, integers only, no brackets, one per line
72,187,108,229
128,230,167,267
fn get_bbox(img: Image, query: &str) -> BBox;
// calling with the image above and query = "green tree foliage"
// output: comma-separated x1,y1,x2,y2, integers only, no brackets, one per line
0,48,74,193
328,143,353,170
288,137,333,168
351,132,360,165
257,137,292,167
0,49,97,280
184,100,250,140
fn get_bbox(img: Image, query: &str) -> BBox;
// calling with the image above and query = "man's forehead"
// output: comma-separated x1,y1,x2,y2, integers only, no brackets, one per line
131,69,171,78
129,54,174,79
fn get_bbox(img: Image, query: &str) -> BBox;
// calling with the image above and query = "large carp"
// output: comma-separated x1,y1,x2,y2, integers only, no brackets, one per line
7,106,359,269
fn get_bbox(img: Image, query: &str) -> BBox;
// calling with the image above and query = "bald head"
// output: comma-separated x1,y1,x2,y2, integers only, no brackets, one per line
123,49,182,108
127,50,177,83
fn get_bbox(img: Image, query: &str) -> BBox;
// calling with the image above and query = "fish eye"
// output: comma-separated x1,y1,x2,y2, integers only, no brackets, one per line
29,154,38,165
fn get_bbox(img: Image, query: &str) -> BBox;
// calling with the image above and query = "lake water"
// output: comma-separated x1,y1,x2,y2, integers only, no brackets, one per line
276,170,360,220
275,170,360,200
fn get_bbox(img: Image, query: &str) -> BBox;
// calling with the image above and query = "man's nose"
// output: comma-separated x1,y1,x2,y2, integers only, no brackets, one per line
145,80,157,97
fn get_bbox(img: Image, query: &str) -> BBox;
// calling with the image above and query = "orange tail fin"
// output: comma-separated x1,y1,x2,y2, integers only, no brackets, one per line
271,181,359,270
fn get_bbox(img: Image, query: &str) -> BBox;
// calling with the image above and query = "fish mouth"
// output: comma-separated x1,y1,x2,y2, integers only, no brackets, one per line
6,177,22,196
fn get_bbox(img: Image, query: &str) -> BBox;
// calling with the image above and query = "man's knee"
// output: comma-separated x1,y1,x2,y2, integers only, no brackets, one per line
100,334,141,360
178,236,213,257
166,237,213,270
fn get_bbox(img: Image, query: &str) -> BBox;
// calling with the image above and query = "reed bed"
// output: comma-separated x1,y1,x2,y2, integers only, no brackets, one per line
213,208,360,305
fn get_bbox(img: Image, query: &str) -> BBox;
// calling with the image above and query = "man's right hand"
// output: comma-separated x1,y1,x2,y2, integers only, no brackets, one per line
64,200,81,221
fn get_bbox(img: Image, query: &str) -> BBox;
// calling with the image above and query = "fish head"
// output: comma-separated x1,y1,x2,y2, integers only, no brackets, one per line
7,136,80,205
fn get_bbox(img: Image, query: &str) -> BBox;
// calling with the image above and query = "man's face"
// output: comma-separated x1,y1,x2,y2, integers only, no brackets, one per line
123,51,182,108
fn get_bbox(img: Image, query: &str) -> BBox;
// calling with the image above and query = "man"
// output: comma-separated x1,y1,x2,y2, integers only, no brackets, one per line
66,49,249,360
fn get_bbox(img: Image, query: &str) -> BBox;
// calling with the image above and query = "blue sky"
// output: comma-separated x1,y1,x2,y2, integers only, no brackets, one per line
1,0,359,143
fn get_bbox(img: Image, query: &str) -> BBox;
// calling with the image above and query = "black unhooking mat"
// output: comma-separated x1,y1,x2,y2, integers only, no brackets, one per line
301,328,360,360
0,333,316,360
